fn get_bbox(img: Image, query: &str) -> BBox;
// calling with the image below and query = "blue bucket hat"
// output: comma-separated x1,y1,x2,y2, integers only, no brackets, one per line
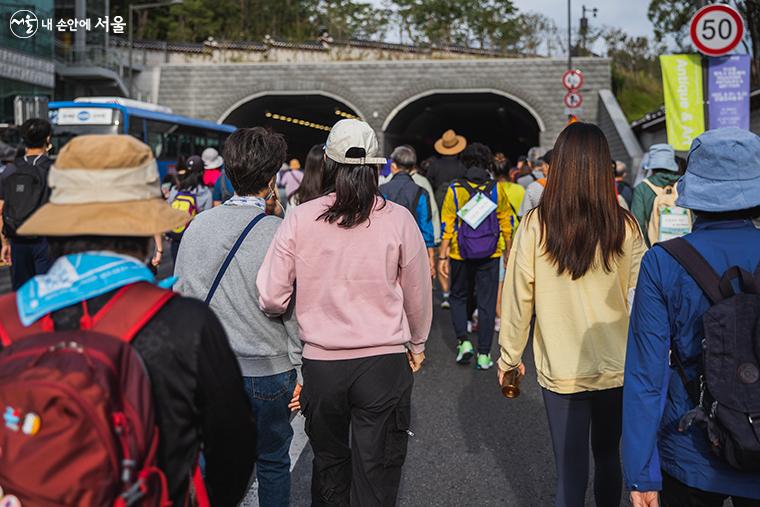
644,143,678,172
676,127,760,212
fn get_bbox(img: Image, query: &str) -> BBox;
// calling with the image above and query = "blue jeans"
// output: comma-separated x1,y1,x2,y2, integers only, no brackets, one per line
243,370,297,507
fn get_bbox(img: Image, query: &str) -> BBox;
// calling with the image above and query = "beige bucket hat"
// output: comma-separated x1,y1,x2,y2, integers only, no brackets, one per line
19,135,188,237
434,129,467,156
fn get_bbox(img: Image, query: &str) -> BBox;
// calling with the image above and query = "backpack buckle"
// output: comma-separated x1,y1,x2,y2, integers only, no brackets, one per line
120,478,147,506
750,414,760,425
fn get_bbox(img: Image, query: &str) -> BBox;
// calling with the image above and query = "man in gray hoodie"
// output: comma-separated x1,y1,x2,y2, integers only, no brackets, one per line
175,127,301,507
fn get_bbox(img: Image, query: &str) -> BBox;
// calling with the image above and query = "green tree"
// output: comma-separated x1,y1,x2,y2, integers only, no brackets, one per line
312,0,391,40
393,0,518,48
604,27,665,121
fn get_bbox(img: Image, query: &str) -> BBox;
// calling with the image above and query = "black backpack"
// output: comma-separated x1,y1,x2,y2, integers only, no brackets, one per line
2,155,50,238
661,238,760,471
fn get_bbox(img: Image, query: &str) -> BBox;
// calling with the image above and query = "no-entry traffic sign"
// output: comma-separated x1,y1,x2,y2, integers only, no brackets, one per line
690,4,744,57
562,69,584,90
564,91,583,109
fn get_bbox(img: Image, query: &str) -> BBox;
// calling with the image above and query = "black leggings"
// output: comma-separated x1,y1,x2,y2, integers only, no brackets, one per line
542,387,623,507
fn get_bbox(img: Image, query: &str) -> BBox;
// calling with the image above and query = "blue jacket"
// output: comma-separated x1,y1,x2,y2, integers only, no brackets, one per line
623,218,760,498
380,173,435,248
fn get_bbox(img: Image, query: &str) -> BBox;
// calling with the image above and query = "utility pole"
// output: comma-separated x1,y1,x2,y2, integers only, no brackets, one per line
580,5,598,55
567,0,572,70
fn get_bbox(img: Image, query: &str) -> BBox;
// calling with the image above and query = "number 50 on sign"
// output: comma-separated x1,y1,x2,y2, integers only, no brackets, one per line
690,4,744,57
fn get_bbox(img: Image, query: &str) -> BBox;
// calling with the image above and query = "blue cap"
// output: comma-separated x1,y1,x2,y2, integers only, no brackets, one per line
676,128,760,212
644,143,678,172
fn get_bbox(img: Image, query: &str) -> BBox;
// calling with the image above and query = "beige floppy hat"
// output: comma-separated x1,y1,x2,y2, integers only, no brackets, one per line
434,129,467,156
19,135,188,237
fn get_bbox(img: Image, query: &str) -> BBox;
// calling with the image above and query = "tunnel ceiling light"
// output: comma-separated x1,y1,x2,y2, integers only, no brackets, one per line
265,112,332,132
335,109,360,120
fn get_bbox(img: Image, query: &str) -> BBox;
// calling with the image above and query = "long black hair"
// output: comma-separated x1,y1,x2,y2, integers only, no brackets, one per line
294,144,325,205
317,149,384,228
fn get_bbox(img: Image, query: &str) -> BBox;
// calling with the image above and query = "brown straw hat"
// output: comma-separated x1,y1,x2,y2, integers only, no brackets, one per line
19,135,188,237
434,129,467,156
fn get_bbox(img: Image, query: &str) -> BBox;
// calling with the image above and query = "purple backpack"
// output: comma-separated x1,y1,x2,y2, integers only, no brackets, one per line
453,180,500,260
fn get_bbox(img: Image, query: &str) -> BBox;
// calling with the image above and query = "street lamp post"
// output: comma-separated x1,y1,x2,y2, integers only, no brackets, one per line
128,0,183,98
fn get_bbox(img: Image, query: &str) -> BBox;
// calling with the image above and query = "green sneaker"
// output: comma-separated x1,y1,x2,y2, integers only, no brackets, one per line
476,354,494,370
456,340,474,364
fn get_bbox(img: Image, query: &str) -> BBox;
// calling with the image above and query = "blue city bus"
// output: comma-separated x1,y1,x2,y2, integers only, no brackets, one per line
49,98,236,177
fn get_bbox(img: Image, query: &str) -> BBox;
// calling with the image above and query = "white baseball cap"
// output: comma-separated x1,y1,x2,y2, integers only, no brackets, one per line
325,119,387,165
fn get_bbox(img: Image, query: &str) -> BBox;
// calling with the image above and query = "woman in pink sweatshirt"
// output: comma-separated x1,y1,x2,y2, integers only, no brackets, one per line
257,119,432,506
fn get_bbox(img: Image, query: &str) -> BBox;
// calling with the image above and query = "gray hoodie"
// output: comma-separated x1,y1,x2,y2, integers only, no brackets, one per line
174,204,302,382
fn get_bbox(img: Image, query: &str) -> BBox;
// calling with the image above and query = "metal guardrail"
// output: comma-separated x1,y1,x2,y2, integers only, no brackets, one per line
54,41,126,75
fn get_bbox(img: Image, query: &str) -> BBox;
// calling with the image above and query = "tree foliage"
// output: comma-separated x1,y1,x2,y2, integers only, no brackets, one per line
604,27,665,121
393,0,518,49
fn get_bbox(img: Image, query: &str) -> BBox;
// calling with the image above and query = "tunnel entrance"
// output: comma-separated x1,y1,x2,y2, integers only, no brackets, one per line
221,93,360,164
383,92,542,164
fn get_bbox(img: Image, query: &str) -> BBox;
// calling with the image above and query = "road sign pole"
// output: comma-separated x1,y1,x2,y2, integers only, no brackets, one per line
702,54,709,132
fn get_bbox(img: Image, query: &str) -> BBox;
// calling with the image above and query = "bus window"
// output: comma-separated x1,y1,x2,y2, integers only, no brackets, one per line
179,134,193,157
128,117,146,142
164,131,179,159
145,119,173,159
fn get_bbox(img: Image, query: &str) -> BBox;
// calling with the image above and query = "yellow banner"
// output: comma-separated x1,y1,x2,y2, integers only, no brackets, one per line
660,54,705,151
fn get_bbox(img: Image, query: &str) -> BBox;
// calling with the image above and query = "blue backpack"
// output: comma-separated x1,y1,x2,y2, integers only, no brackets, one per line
452,180,500,260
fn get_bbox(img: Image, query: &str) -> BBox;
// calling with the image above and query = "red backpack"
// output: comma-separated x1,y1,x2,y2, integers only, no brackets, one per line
0,282,207,506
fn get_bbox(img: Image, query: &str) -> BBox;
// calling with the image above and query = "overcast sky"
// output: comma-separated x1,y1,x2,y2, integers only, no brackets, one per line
511,0,653,38
369,0,655,49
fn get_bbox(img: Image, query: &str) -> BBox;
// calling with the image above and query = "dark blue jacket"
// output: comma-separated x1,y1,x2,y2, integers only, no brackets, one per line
380,172,435,248
623,218,760,498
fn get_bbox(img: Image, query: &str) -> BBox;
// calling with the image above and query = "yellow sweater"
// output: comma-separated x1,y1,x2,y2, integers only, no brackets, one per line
498,212,646,394
441,181,512,261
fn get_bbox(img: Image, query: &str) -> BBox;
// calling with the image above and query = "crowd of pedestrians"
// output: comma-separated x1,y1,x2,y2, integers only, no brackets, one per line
0,112,758,507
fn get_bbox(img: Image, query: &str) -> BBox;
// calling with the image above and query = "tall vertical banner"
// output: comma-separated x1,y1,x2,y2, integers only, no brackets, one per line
660,54,705,151
708,55,750,130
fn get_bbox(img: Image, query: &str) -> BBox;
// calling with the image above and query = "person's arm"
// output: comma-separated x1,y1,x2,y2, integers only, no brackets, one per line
416,192,435,249
497,216,535,372
400,224,433,356
281,297,303,384
496,184,513,254
517,185,535,217
212,177,223,207
438,187,456,277
622,251,670,496
151,234,163,267
195,308,257,506
0,199,9,265
256,214,297,316
630,184,649,240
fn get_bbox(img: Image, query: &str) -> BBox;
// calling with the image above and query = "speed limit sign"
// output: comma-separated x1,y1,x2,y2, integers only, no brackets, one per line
690,4,744,57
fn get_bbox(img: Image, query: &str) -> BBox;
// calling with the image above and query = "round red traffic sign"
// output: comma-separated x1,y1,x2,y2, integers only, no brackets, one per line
564,91,583,109
690,4,744,57
562,69,584,90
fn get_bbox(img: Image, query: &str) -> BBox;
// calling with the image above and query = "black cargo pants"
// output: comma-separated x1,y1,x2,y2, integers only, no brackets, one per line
301,353,414,507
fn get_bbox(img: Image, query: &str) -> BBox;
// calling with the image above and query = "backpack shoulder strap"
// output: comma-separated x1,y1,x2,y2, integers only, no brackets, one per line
205,212,267,304
642,179,664,196
0,293,48,347
658,238,723,304
89,282,176,342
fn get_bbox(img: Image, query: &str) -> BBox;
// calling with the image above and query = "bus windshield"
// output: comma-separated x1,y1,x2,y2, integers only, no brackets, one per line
50,107,123,156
